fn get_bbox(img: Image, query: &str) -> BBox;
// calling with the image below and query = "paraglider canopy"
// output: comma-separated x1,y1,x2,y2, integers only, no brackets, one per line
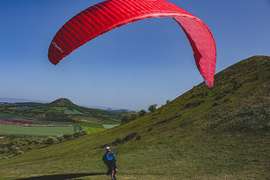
48,0,216,87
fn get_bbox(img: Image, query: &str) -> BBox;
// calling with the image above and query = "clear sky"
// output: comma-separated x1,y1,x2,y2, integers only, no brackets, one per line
0,0,269,110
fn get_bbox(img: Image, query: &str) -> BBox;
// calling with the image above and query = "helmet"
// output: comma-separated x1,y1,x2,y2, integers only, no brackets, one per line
105,146,111,150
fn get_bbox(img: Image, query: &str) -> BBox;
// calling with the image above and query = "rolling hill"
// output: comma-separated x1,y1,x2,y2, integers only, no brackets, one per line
0,98,126,124
0,56,269,179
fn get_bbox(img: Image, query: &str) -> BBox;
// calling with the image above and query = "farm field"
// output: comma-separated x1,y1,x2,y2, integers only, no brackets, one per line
0,124,75,136
0,119,119,137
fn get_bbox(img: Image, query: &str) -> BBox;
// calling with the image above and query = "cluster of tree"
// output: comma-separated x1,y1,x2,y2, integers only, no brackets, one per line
44,111,72,122
121,100,171,124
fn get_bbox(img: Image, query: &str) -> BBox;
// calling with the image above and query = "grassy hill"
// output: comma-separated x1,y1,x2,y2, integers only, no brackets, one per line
0,98,125,124
0,56,269,179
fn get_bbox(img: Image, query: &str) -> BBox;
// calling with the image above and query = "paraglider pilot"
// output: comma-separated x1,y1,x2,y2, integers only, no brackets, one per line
103,145,117,180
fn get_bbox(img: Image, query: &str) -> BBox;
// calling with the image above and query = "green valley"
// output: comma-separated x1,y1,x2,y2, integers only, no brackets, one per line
0,56,269,179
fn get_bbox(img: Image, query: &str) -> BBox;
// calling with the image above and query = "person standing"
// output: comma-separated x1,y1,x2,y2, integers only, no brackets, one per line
103,145,117,180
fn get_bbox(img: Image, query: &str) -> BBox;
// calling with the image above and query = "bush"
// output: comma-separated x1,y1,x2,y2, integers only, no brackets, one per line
44,136,59,145
56,136,64,143
148,104,157,113
138,110,147,117
63,134,73,140
73,131,86,138
111,132,140,146
121,113,138,124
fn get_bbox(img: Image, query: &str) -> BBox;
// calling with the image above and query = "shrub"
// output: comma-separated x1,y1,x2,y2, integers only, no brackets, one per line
121,113,138,124
138,110,147,117
63,134,73,140
148,104,158,113
44,136,59,145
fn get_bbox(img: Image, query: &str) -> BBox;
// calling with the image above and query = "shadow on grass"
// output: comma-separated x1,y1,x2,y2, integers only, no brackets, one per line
16,172,106,180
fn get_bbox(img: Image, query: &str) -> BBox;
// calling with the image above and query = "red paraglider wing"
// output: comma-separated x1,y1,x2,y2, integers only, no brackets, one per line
48,0,216,87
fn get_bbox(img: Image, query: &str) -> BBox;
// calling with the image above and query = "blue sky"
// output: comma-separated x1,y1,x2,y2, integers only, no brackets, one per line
0,0,269,110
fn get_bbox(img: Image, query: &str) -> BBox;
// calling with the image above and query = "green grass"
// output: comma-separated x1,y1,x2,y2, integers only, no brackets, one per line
0,56,269,179
64,109,83,115
79,123,120,134
83,127,104,134
0,124,74,136
78,122,104,134
78,122,120,134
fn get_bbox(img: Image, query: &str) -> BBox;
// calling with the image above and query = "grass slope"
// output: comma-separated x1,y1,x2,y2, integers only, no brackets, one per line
0,124,74,136
0,56,269,179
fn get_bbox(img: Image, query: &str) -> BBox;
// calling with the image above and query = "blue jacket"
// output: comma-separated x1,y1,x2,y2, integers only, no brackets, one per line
103,151,116,165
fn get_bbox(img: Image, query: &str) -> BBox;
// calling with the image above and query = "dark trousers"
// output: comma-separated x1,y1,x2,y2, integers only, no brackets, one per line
106,162,116,173
106,161,117,180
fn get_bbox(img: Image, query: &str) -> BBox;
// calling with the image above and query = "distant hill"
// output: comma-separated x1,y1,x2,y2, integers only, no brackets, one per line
49,98,75,107
0,56,269,179
0,98,126,124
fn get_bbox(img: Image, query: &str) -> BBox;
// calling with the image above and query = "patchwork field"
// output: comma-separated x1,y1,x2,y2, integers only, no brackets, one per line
0,118,120,137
